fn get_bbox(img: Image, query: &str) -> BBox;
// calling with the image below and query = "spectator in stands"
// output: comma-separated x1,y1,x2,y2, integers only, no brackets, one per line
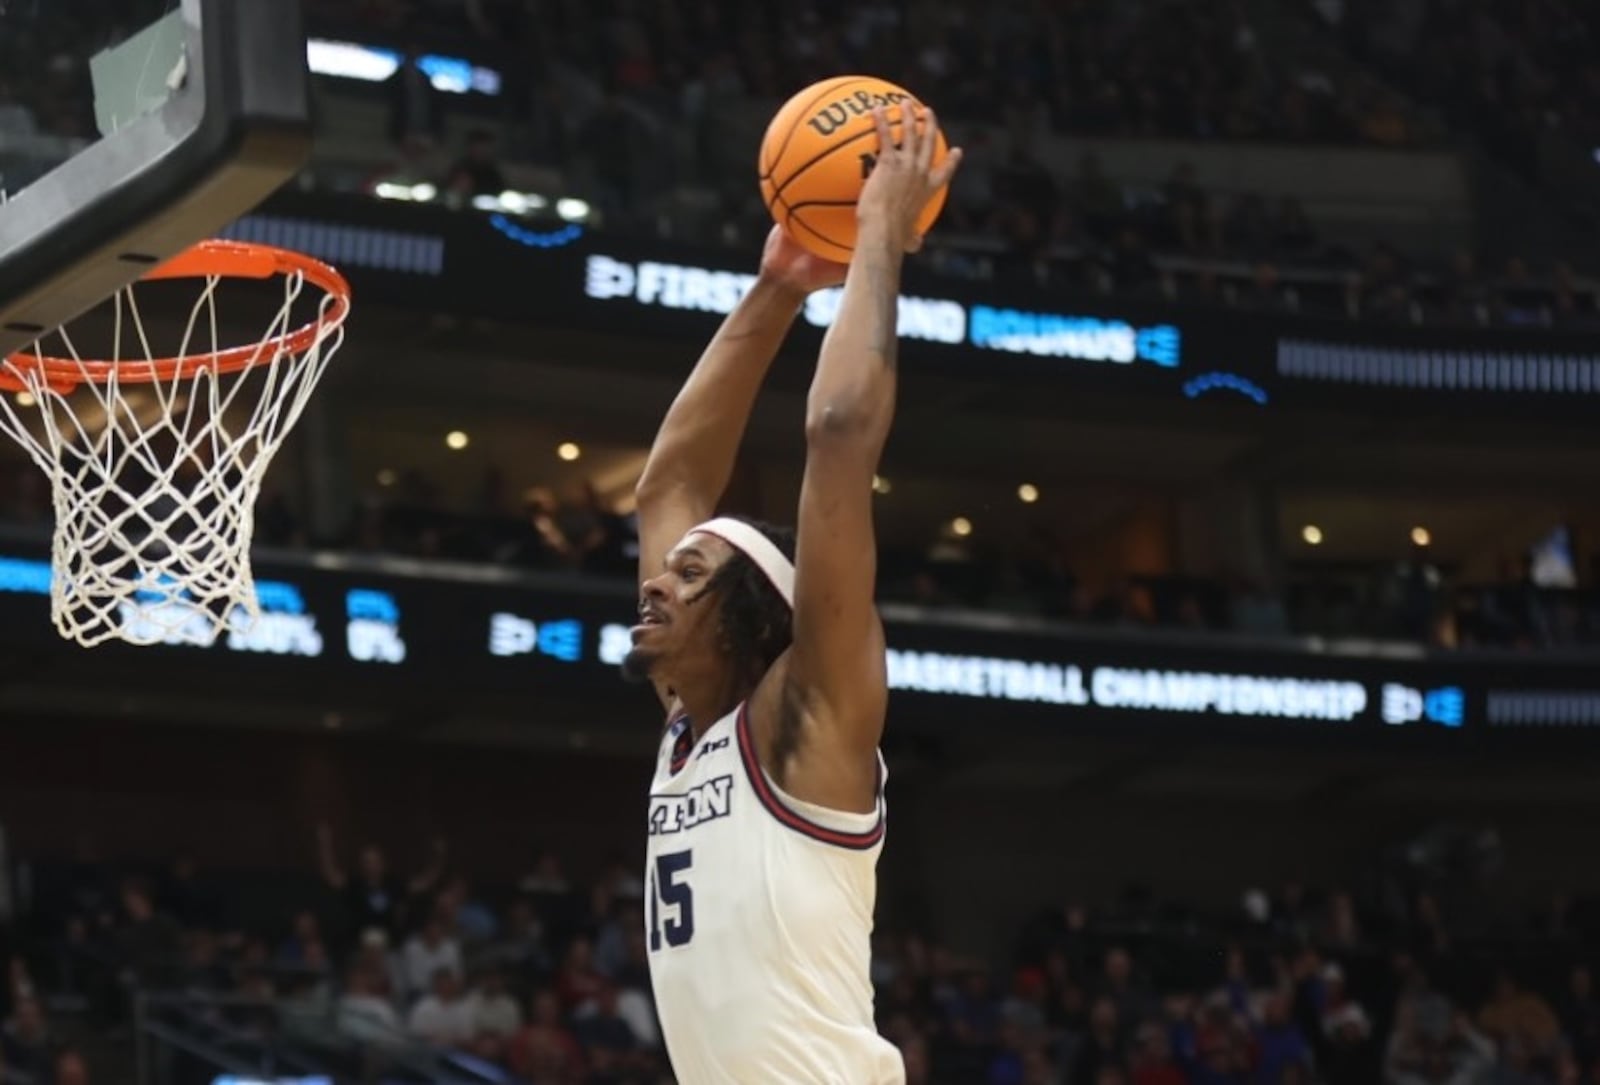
1322,892,1364,950
1254,991,1313,1085
1219,948,1254,1018
401,915,463,999
1103,947,1159,1025
352,928,407,1002
1560,966,1600,1070
180,929,232,993
444,128,506,199
1479,970,1562,1059
0,463,48,526
464,967,522,1049
255,490,303,549
277,909,324,968
436,873,498,946
1072,996,1127,1085
902,1032,932,1085
478,895,551,978
555,935,605,1014
1190,993,1254,1085
1496,1036,1556,1085
53,1048,89,1085
987,1019,1042,1084
1130,1021,1189,1085
520,847,573,902
1001,967,1052,1046
0,997,53,1081
1320,989,1379,1085
386,44,444,152
947,968,1003,1061
610,967,660,1053
113,877,182,990
407,967,475,1048
315,823,427,945
599,852,645,902
1385,992,1495,1085
5,957,35,1016
508,987,586,1080
159,855,224,932
592,893,638,982
572,982,644,1069
336,962,405,1052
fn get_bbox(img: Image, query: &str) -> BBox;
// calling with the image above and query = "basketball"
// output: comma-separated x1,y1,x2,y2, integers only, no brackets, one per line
759,76,951,263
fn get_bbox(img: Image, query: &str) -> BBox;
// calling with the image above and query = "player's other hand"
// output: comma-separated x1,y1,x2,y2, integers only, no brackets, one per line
857,105,962,253
759,225,847,295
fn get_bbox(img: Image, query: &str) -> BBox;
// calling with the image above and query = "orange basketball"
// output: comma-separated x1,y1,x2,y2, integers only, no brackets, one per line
758,76,950,263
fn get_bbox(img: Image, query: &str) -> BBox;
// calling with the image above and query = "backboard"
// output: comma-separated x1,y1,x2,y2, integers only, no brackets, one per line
0,0,312,357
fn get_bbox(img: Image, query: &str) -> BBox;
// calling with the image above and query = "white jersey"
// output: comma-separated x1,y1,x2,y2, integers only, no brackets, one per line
645,702,902,1084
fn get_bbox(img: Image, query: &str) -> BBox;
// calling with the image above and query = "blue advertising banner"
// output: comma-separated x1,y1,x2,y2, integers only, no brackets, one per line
3,538,1597,741
219,192,1600,420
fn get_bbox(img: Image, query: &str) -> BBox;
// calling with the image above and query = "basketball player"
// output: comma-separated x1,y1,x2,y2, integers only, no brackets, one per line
623,106,961,1082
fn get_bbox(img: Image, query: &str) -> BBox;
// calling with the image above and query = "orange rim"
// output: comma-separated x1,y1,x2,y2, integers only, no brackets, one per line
0,240,351,391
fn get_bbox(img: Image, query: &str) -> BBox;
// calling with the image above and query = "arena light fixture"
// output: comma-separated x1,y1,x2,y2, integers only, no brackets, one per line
1301,524,1323,546
372,181,436,203
1411,526,1432,547
951,517,973,538
557,441,581,462
445,430,470,451
490,190,549,215
871,475,891,495
1017,483,1039,504
306,39,401,82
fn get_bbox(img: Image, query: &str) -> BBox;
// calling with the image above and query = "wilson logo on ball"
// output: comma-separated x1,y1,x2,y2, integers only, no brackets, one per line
761,76,950,262
806,89,914,137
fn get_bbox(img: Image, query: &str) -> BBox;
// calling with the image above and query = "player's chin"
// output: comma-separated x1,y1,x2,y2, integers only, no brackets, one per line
619,646,659,684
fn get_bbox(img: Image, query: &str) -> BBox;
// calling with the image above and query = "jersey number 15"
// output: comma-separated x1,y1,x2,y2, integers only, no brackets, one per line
648,849,694,950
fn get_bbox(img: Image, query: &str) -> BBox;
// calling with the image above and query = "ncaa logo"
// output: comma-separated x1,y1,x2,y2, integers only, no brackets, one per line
585,255,635,300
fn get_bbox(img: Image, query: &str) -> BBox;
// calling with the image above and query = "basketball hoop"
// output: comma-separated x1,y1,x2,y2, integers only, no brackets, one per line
0,240,351,648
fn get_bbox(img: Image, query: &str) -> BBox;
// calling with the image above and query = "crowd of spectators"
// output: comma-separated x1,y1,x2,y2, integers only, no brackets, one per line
292,469,1600,653
312,0,1406,148
0,455,1594,654
318,0,1592,327
2,0,1596,326
1319,0,1600,181
319,0,1600,326
10,825,1600,1085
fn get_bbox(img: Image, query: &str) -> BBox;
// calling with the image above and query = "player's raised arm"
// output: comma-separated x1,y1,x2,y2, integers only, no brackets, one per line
785,108,962,763
634,229,844,595
633,229,843,708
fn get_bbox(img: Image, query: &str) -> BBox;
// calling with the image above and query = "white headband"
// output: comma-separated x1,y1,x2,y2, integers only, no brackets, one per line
690,517,795,607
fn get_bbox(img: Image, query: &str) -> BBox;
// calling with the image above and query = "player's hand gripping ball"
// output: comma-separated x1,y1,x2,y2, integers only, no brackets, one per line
759,76,952,262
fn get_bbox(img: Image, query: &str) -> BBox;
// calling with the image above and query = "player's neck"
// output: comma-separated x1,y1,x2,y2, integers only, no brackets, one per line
674,676,749,739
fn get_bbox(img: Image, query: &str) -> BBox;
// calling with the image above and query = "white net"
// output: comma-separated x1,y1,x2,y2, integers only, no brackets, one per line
0,245,348,648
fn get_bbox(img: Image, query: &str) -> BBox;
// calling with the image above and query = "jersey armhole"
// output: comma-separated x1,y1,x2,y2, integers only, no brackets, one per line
735,704,885,851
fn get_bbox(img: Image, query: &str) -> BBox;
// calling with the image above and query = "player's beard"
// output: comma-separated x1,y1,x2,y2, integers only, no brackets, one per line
619,646,658,684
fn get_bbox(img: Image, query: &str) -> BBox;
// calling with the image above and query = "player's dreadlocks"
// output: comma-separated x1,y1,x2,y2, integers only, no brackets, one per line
703,517,796,686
